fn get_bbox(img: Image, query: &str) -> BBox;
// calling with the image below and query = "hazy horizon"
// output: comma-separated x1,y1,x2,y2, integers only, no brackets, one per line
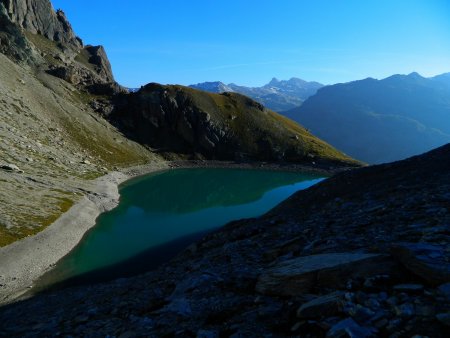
51,0,450,88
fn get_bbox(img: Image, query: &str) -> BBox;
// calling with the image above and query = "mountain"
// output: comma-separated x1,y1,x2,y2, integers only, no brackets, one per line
189,81,235,93
1,142,448,336
0,0,158,246
0,0,357,247
190,77,323,112
111,83,357,165
284,72,450,164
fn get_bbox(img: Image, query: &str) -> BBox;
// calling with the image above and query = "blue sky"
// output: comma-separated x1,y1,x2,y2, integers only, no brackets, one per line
51,0,450,88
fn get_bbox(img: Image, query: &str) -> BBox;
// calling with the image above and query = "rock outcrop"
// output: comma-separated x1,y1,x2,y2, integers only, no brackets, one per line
1,0,82,49
0,0,121,95
0,2,33,62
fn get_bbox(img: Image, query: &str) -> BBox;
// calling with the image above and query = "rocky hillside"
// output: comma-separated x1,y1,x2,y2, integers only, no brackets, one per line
0,143,448,337
284,72,450,164
0,0,358,247
111,83,357,165
190,77,323,112
0,0,160,246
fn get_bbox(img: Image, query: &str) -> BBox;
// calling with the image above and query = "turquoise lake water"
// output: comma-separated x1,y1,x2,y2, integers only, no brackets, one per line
37,168,324,289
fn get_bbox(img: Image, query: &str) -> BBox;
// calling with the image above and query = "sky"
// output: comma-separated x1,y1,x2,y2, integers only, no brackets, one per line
51,0,450,88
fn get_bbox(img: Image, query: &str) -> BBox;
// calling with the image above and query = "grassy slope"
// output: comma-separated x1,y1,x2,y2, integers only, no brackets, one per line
0,46,158,246
164,85,358,164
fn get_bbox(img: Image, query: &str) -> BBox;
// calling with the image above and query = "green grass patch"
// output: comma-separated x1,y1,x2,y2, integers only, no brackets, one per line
0,197,74,247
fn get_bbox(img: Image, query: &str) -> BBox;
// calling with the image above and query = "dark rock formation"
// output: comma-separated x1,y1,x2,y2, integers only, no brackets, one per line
256,253,396,296
83,45,114,83
391,243,450,285
111,83,358,165
1,0,82,48
0,0,121,96
0,2,33,62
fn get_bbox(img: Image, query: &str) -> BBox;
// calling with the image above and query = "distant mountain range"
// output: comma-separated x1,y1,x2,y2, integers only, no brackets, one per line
284,72,450,164
190,77,323,112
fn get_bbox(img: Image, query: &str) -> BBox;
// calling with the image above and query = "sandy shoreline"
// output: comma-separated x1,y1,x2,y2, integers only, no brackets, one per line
0,160,347,305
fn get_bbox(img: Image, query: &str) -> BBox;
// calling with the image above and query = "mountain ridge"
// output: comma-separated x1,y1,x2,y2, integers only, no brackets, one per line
190,77,323,112
284,72,450,164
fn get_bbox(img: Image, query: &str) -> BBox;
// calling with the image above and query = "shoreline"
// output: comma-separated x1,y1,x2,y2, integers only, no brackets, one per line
0,160,351,305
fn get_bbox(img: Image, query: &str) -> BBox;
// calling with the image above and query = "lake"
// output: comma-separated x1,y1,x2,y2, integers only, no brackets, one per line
35,168,324,290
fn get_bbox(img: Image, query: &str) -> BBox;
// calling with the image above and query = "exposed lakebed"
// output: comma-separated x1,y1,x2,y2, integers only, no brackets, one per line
35,168,324,290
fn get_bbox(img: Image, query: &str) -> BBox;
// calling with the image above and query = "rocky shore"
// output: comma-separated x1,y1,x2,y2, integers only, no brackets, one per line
0,145,448,337
0,160,346,306
0,162,164,305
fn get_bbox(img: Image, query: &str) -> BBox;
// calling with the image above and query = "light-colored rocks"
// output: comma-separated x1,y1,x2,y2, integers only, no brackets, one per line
256,253,395,296
0,163,21,172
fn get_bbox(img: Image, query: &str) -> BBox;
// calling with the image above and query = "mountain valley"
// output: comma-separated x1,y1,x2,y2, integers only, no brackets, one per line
0,1,449,337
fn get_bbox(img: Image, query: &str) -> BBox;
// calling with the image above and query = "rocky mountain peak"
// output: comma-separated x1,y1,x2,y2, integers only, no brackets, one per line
268,77,280,85
1,0,82,49
189,81,234,94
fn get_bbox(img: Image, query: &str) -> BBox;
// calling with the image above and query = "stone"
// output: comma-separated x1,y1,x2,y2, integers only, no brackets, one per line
436,312,450,327
415,304,435,317
394,303,415,318
349,304,375,323
256,253,395,296
197,329,219,338
438,283,450,298
391,243,450,285
326,318,375,338
0,163,22,172
163,298,192,316
297,292,344,318
393,284,424,293
118,331,137,338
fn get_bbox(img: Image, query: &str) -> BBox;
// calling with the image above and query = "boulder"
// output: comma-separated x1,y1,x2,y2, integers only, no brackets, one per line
391,242,450,285
436,313,450,327
297,292,344,318
438,283,450,299
327,318,376,338
256,253,396,296
0,163,22,172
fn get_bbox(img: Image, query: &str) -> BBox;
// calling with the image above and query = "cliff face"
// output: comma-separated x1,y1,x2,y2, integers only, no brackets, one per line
1,0,82,48
0,0,118,95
